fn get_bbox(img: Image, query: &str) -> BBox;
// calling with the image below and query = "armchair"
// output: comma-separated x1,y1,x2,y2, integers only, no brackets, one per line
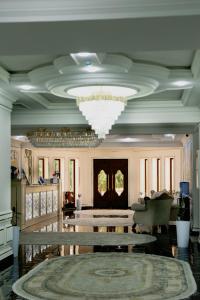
131,198,173,233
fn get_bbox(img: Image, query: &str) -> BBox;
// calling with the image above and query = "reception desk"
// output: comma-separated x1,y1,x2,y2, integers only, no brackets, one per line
11,180,61,229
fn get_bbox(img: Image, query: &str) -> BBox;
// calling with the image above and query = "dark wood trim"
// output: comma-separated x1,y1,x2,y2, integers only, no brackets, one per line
81,206,93,210
157,158,160,191
144,159,148,196
170,157,174,193
70,159,76,195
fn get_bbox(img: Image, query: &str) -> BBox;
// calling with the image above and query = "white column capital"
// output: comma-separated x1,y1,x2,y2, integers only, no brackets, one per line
0,88,17,111
0,66,17,111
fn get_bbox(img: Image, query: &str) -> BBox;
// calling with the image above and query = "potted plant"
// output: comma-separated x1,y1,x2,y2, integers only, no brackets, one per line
176,196,190,248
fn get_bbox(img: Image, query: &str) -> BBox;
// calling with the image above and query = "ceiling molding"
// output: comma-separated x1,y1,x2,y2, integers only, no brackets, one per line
118,107,200,124
127,100,183,109
13,99,184,111
11,105,200,127
190,50,200,77
182,50,200,106
110,124,196,135
11,109,87,126
11,123,196,136
24,93,51,109
0,66,9,83
1,0,200,23
13,102,32,110
10,54,193,103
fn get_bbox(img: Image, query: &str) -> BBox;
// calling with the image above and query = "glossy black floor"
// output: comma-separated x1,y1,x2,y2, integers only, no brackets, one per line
1,222,200,300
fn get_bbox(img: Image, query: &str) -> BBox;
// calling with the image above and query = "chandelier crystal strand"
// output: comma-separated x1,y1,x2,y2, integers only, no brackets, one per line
27,128,101,147
78,99,126,139
68,85,137,139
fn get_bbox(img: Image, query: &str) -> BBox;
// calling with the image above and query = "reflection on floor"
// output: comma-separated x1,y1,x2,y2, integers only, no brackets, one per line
1,215,200,300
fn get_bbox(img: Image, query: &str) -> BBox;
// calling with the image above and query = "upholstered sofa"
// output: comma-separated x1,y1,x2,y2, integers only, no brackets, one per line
131,192,173,232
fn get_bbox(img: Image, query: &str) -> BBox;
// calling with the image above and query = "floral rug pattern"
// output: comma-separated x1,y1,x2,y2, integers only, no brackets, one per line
13,252,196,300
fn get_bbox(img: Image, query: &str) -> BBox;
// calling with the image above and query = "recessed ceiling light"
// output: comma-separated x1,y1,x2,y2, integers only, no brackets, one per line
12,135,28,142
83,65,100,73
77,52,93,58
19,84,33,91
164,134,175,139
173,80,190,87
118,137,140,143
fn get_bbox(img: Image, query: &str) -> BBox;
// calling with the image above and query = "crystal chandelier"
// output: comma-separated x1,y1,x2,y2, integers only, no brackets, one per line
27,128,101,147
68,85,137,139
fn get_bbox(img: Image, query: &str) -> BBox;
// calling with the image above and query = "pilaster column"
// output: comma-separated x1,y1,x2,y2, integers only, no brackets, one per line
192,124,200,232
0,89,16,261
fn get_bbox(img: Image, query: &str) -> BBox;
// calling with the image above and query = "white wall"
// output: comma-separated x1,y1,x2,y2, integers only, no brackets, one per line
0,107,13,261
15,146,182,207
181,135,193,190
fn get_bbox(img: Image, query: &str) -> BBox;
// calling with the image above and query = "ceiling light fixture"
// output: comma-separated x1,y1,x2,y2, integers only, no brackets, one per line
12,135,29,142
83,65,100,73
76,52,93,58
164,134,175,139
19,84,33,91
68,85,138,139
27,128,101,147
118,137,140,143
173,80,190,87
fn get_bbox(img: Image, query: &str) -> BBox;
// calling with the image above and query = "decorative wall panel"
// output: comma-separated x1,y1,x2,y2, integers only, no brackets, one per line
47,224,53,232
33,192,40,218
53,190,58,212
47,191,53,214
33,245,40,257
40,192,47,216
24,186,59,224
52,222,58,232
0,230,4,245
25,193,33,221
41,245,47,251
40,226,46,232
6,226,13,242
25,245,33,263
0,211,13,261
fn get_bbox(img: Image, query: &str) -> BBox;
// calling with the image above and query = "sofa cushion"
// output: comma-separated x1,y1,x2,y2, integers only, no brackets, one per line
151,190,173,200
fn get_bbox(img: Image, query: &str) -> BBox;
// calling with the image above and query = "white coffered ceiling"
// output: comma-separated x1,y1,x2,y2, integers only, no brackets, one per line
0,0,200,146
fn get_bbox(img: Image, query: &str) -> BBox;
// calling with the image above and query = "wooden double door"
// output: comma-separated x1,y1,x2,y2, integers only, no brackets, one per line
93,159,128,209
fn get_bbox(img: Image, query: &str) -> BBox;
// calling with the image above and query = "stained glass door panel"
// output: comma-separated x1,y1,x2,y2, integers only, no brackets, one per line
115,170,124,196
98,170,108,196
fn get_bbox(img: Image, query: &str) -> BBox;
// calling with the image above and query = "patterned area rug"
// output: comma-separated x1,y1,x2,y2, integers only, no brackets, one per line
13,253,196,300
20,232,156,245
74,209,134,216
63,217,134,226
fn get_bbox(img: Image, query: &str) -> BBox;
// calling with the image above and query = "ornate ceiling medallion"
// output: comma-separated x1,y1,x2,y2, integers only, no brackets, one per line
11,53,194,139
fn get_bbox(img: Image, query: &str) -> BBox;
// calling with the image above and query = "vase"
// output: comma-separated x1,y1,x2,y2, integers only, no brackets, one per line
176,220,190,248
12,226,20,257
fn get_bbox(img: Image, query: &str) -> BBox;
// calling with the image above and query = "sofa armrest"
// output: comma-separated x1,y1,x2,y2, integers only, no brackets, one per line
131,203,146,211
